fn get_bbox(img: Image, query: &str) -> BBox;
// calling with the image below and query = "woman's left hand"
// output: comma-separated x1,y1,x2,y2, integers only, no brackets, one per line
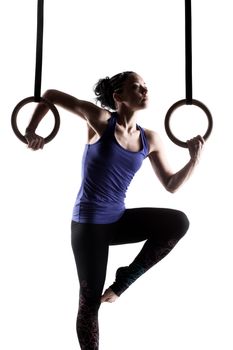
187,135,205,162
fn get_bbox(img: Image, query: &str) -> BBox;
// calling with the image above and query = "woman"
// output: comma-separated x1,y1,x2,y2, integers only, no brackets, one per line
25,71,204,349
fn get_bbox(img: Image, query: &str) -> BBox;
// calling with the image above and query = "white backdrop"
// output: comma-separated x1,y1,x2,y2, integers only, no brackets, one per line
1,1,232,349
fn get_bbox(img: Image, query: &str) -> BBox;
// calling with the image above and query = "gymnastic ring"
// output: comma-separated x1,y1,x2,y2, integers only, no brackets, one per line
11,96,60,144
164,99,213,148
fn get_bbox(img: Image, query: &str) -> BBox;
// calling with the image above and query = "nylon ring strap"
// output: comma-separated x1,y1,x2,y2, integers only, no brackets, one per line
34,0,44,102
11,0,60,144
164,0,213,147
185,0,192,104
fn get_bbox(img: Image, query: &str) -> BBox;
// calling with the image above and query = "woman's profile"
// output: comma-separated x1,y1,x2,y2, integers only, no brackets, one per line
25,71,204,349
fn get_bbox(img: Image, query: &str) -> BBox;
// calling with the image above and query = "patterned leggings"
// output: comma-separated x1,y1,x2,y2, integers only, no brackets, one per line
71,208,189,349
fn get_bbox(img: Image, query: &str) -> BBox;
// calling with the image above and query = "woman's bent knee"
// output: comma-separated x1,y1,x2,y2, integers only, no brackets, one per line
175,210,190,239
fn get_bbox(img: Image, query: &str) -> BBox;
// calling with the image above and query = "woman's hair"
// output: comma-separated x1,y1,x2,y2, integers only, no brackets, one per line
94,71,134,110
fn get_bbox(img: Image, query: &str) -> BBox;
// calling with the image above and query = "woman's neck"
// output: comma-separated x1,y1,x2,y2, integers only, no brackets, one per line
115,107,138,133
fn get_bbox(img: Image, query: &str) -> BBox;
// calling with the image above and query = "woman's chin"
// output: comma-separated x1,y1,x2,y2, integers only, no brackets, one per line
140,100,149,109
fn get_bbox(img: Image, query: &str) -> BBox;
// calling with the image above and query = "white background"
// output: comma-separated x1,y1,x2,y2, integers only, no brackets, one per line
1,1,232,349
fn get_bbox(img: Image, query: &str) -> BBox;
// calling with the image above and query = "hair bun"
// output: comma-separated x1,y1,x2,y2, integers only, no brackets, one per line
95,77,112,97
94,71,133,110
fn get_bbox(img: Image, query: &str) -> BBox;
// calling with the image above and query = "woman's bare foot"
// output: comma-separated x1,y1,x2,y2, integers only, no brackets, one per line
101,288,119,303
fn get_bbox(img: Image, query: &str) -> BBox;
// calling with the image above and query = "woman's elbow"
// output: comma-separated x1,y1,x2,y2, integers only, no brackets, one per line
43,89,60,102
165,185,177,194
164,176,177,193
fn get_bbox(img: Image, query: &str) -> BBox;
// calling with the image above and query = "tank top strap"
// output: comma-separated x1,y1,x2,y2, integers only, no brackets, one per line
109,112,118,130
137,124,149,156
100,112,117,140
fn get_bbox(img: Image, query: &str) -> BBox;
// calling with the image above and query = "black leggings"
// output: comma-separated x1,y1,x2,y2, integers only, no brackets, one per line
71,208,189,350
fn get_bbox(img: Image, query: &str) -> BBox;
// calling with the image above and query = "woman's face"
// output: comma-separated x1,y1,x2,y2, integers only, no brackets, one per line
115,73,149,111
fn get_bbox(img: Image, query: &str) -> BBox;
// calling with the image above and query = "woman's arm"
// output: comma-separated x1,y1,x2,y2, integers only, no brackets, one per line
145,130,204,193
25,89,110,150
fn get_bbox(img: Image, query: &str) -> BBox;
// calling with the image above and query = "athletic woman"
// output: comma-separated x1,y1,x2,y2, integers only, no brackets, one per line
25,71,204,349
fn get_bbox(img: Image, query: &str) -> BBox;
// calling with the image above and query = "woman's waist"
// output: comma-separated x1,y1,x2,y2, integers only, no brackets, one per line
75,199,125,210
72,200,125,224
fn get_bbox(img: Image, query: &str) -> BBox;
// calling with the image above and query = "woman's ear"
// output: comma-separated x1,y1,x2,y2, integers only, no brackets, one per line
113,92,122,103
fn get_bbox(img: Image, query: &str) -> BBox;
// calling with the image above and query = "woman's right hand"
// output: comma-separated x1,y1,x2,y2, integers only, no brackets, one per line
25,131,45,150
187,135,204,162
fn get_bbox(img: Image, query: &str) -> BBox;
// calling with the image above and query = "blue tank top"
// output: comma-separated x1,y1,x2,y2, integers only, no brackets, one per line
72,112,149,224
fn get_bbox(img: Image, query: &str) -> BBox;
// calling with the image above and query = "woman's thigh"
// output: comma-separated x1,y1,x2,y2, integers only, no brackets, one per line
109,207,189,245
71,221,112,298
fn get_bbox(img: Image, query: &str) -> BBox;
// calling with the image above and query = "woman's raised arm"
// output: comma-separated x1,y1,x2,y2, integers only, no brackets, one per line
145,129,204,193
25,89,109,150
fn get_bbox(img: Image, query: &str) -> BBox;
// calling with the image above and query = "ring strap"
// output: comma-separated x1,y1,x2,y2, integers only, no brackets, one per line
11,0,61,145
185,0,192,104
34,0,44,102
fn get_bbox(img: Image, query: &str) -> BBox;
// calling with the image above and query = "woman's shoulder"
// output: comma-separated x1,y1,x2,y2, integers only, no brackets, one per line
143,128,160,142
143,128,163,154
87,109,113,142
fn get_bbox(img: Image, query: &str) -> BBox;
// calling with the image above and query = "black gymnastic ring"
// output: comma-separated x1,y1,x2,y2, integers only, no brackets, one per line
164,99,213,148
11,96,60,144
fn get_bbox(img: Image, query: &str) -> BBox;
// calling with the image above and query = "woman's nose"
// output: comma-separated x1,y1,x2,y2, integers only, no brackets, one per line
142,87,148,95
